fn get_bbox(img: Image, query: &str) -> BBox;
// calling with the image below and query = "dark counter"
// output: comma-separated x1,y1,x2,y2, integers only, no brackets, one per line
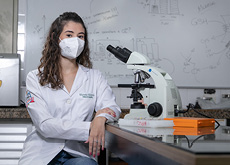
120,109,230,119
0,106,30,119
0,107,229,119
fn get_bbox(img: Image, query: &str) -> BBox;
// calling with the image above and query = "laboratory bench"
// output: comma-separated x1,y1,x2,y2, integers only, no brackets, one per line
103,108,230,165
0,106,230,165
105,122,230,165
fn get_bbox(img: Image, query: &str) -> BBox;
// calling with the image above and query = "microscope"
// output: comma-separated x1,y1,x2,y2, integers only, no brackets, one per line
107,45,182,120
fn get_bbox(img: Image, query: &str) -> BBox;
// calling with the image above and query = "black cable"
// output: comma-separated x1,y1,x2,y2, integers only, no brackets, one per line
174,103,220,149
182,135,205,148
176,103,220,129
188,103,220,129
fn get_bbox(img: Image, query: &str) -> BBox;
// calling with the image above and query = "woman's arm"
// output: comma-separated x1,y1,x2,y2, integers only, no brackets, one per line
26,71,90,141
87,70,121,157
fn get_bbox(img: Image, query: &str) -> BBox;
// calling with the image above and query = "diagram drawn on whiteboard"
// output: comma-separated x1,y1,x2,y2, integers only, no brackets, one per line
90,38,120,64
182,13,230,82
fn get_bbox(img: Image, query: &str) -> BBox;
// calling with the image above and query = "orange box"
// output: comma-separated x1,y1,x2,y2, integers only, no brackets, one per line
164,117,215,128
173,126,215,135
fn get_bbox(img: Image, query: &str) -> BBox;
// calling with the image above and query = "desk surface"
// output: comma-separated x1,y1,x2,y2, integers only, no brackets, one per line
105,122,230,165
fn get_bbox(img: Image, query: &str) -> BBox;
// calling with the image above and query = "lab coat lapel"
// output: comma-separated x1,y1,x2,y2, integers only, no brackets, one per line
69,65,89,96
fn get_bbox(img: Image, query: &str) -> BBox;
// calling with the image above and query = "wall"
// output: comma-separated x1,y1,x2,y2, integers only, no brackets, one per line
19,0,230,109
0,0,17,53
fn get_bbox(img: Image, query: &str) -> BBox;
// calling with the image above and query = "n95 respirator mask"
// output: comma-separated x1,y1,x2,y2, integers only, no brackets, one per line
59,37,85,59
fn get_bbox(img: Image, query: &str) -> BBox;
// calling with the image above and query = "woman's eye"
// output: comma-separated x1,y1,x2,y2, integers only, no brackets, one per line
66,34,72,37
78,35,84,39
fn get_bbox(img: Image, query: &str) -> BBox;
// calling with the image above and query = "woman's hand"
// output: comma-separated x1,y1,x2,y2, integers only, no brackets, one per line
86,116,107,157
85,108,116,157
95,107,116,118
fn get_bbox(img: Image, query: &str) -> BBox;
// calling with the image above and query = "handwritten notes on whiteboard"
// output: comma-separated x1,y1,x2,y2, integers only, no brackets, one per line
26,0,230,87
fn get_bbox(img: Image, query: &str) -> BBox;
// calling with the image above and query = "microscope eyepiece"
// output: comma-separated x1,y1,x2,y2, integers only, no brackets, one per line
106,45,131,63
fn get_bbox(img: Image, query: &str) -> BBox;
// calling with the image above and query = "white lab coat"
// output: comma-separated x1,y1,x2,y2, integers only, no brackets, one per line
19,64,121,165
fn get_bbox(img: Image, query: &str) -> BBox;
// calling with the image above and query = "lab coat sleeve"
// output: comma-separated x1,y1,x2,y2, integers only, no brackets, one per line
94,70,121,122
25,71,90,141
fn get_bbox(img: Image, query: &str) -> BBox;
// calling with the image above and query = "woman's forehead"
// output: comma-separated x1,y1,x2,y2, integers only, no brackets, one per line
63,21,85,32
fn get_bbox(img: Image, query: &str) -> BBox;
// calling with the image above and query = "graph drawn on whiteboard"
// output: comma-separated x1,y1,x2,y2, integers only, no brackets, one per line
137,0,180,15
135,37,175,74
32,15,47,40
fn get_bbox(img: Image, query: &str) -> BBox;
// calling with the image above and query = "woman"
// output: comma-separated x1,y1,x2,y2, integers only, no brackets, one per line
19,12,121,165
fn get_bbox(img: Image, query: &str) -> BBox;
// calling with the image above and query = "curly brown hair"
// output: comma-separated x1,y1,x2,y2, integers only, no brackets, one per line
37,12,92,89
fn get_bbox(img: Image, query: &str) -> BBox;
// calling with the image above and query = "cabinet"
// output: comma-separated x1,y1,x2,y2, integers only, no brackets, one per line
0,120,32,165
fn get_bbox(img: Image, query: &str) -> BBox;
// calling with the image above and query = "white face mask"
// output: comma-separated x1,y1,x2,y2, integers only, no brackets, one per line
59,37,85,59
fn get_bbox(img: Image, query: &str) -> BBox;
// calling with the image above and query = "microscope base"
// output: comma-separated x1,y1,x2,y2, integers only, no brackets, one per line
124,108,163,120
118,118,174,127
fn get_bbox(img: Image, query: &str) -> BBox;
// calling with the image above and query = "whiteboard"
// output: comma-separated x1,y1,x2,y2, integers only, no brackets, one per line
25,0,230,88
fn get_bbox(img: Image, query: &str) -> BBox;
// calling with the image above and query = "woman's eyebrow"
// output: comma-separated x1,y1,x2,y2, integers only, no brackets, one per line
64,30,74,33
78,32,85,35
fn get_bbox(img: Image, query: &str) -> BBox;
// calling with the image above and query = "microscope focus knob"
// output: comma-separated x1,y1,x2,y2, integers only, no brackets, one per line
147,102,163,117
